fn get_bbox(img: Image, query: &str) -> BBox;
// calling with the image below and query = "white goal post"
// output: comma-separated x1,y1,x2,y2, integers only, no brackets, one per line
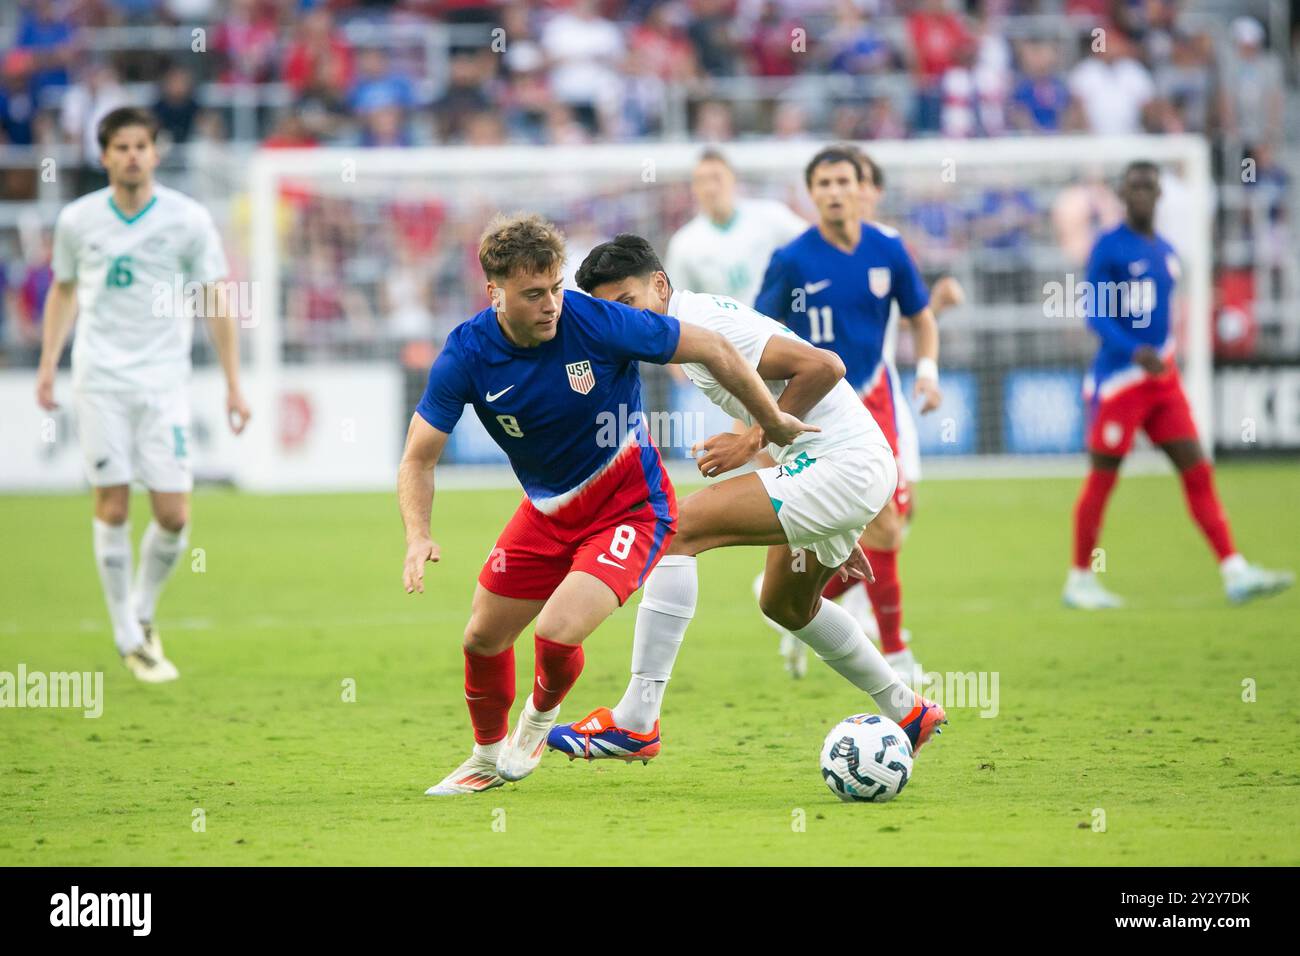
244,134,1213,490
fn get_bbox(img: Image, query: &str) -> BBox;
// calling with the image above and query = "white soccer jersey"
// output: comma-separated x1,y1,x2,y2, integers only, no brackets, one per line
52,183,229,392
664,198,807,307
667,288,889,467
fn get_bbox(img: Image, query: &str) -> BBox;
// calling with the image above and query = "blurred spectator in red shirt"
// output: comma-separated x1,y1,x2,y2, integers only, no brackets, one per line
909,0,971,80
631,4,699,83
283,8,355,97
908,0,971,133
263,112,320,149
212,0,280,85
748,1,801,77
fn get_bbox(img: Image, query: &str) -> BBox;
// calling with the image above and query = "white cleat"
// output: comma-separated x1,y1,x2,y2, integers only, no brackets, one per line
778,631,808,679
1224,562,1294,605
141,620,165,658
496,699,560,782
426,748,505,796
884,647,928,690
1062,569,1124,610
121,641,179,683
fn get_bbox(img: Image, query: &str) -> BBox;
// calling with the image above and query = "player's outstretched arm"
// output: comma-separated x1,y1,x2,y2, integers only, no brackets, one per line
902,305,943,414
693,337,844,477
397,414,450,594
204,282,252,434
669,323,818,447
756,335,845,419
34,280,77,410
929,276,965,317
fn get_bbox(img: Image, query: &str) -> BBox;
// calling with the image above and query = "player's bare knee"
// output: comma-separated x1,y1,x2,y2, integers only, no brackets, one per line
154,506,189,533
462,621,513,657
533,608,589,646
759,592,808,632
93,491,129,525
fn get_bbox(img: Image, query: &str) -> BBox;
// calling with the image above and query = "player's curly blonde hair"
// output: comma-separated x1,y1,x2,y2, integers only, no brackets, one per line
478,212,567,282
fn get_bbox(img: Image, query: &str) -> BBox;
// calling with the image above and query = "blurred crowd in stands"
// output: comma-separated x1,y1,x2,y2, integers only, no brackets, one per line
0,0,1295,359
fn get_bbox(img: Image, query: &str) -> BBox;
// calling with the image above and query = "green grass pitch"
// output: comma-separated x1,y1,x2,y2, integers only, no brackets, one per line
1,463,1297,866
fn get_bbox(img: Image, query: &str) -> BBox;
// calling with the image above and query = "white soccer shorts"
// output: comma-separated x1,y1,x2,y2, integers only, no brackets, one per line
74,387,194,492
756,442,897,569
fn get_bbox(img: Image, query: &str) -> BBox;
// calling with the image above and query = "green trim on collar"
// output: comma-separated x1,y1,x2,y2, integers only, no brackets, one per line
108,194,157,225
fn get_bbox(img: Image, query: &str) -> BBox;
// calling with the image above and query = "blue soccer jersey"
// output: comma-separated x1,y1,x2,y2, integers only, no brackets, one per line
416,291,681,511
1083,222,1179,400
755,222,929,394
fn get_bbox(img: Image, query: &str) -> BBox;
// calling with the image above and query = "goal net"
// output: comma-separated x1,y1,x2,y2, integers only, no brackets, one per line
242,136,1213,490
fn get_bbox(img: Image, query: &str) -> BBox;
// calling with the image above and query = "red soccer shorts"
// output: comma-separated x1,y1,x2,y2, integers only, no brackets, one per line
478,444,677,606
862,371,912,518
1086,370,1199,456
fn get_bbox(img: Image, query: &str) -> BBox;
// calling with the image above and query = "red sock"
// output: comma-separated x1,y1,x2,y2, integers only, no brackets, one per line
533,635,584,712
864,549,904,654
821,572,853,600
464,646,515,745
1180,461,1236,561
1073,468,1119,569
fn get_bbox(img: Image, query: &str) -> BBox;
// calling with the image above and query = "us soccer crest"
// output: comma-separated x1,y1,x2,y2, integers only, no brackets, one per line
868,267,891,298
566,360,596,395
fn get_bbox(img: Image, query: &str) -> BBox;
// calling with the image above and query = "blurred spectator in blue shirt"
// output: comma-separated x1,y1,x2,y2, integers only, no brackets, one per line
349,48,417,116
17,0,75,98
0,51,39,146
1010,40,1070,133
152,65,202,146
825,1,895,75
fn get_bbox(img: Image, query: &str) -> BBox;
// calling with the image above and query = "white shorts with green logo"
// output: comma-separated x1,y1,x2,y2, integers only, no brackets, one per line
74,387,193,492
756,442,897,569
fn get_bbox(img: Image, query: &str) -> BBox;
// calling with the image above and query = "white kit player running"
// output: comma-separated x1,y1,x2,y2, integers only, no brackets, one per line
663,149,807,306
555,235,947,764
769,147,966,674
35,107,250,682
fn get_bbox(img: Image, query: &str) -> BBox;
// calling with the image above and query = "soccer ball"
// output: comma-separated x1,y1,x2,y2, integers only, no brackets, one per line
819,713,913,803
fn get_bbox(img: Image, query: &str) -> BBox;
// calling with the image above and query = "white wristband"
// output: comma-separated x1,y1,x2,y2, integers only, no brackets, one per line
916,357,939,383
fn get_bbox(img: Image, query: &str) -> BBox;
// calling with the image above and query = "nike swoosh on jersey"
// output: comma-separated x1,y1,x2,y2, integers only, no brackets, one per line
485,385,515,402
804,279,832,294
596,554,625,569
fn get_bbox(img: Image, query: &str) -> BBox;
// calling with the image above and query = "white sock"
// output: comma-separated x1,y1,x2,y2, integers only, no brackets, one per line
473,741,502,762
613,555,697,733
792,598,915,723
839,581,873,622
93,519,145,654
1220,553,1247,578
133,521,188,623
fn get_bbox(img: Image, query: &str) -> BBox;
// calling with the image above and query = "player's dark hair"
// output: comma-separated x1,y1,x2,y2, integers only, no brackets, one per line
804,145,865,188
478,212,567,281
1122,160,1160,182
696,148,732,170
97,107,159,152
574,234,668,293
851,146,884,190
